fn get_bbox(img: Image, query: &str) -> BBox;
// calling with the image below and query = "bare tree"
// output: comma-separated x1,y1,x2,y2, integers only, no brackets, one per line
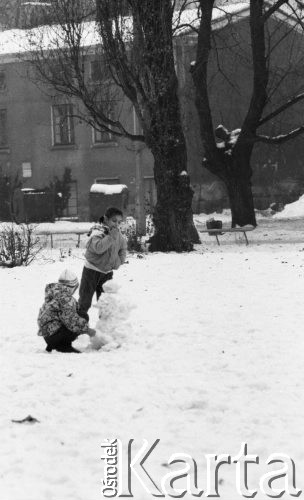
24,0,199,251
191,0,304,227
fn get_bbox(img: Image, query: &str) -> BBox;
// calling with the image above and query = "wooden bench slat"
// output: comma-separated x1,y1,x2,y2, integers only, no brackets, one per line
198,226,256,245
198,227,255,233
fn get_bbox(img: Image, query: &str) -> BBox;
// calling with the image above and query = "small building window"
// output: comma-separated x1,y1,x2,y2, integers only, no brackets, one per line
94,177,120,184
90,60,103,82
0,109,8,148
0,71,6,91
93,125,113,144
92,102,115,144
52,104,75,145
22,162,32,178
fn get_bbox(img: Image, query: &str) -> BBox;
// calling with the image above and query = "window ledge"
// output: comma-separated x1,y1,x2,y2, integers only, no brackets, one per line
50,144,78,151
0,147,10,154
91,142,118,149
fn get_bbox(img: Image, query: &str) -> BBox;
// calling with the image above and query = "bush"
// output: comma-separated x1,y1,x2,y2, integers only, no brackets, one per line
123,216,154,252
126,228,143,252
0,223,43,267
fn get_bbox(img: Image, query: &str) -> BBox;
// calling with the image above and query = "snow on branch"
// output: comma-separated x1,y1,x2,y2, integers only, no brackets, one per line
255,125,304,144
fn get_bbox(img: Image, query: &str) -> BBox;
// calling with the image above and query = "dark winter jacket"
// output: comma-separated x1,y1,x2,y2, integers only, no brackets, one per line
37,283,89,338
84,224,127,274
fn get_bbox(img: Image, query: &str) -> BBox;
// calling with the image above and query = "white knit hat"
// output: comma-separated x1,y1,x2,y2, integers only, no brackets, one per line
58,269,79,288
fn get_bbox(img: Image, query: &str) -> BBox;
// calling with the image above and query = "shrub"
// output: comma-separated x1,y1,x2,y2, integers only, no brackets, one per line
0,223,43,267
123,216,154,253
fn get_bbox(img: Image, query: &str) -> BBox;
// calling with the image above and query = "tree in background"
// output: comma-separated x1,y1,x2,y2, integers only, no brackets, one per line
24,0,199,251
191,0,304,227
0,171,22,222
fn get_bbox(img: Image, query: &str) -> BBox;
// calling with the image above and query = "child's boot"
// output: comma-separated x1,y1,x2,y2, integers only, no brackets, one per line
56,345,81,353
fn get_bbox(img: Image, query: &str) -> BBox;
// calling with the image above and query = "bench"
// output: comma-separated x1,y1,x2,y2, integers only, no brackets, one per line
198,226,255,245
35,229,88,248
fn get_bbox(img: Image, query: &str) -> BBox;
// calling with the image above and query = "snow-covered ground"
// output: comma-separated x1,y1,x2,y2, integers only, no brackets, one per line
1,208,304,499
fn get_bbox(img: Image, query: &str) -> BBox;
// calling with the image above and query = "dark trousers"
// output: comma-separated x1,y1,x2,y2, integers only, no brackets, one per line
45,325,78,351
78,267,113,320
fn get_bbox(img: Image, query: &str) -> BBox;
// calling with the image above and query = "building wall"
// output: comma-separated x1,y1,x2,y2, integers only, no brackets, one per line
0,59,154,220
1,11,304,221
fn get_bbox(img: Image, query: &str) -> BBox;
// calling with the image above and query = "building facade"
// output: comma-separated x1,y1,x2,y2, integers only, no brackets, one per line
0,3,304,221
0,54,155,220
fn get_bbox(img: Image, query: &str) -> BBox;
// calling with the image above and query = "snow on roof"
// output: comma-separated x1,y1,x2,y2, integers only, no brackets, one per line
173,2,250,35
174,1,303,36
0,21,101,61
90,183,128,195
0,2,302,61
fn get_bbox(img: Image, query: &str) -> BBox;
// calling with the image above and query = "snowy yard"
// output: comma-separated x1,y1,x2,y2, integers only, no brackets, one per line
1,211,304,499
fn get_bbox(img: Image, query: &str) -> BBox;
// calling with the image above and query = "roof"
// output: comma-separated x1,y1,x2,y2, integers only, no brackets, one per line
174,2,249,35
175,1,304,36
0,2,302,62
0,21,100,62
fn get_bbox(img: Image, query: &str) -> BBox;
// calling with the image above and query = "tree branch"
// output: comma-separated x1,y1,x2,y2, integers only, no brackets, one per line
190,0,218,160
262,0,289,22
255,125,304,143
235,0,268,155
259,92,304,126
174,23,200,35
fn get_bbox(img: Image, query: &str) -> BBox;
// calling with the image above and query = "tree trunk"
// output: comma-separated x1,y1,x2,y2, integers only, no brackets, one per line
148,147,199,252
144,43,199,252
149,176,198,252
224,173,257,228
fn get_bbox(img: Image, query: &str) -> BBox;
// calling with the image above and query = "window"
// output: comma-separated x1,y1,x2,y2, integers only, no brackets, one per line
52,104,75,145
22,162,32,178
0,109,8,148
0,71,6,91
93,125,113,144
90,54,112,83
90,60,103,82
92,102,115,144
95,177,120,184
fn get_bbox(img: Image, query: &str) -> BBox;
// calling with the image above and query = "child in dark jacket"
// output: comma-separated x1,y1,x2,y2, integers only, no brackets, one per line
78,207,127,321
38,269,95,353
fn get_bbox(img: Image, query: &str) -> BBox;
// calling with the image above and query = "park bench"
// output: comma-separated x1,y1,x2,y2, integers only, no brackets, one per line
198,225,256,245
34,228,89,248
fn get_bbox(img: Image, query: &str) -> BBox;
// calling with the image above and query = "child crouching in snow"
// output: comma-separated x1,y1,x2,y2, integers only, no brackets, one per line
78,207,127,321
37,269,96,353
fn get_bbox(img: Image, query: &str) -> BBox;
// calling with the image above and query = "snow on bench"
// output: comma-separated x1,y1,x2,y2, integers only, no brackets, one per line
34,222,92,248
